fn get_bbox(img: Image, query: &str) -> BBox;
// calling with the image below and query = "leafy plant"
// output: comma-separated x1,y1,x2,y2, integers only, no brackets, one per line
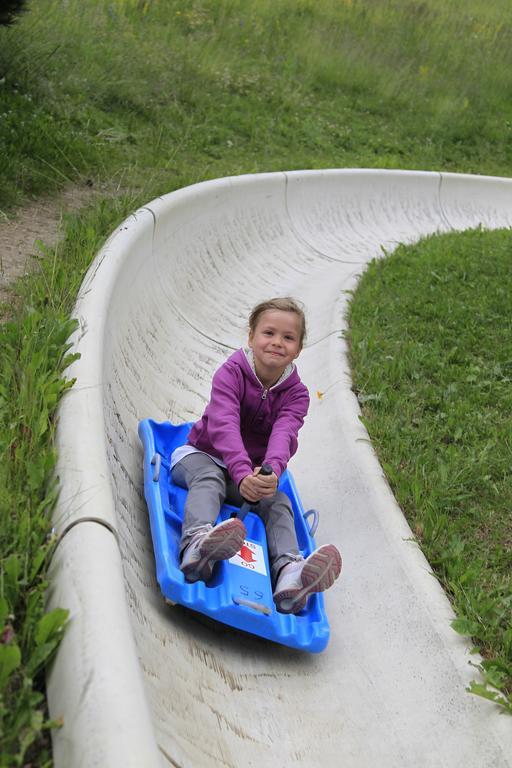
0,301,77,763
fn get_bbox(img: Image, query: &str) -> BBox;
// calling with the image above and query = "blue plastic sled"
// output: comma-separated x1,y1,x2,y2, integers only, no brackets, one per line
138,419,331,653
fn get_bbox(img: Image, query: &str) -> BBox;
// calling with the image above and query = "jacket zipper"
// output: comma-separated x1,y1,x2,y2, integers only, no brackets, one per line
261,389,268,400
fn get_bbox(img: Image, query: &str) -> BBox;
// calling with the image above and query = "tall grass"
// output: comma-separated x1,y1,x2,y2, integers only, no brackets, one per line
0,308,75,765
1,0,512,210
1,0,512,763
0,194,143,765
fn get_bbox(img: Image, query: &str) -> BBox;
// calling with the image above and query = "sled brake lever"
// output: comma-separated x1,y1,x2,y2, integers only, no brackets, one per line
234,463,274,521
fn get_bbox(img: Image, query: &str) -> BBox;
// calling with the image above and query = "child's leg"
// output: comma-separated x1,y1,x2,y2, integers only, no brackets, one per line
257,490,342,614
272,545,342,614
172,453,245,582
172,453,229,554
255,491,302,585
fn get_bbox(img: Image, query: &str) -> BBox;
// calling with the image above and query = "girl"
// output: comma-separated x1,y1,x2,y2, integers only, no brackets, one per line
171,297,341,614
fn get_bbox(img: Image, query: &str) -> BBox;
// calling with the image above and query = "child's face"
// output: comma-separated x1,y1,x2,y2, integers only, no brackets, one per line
248,310,302,383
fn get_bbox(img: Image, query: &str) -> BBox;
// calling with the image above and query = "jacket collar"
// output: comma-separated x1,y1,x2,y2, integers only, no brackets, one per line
243,347,295,390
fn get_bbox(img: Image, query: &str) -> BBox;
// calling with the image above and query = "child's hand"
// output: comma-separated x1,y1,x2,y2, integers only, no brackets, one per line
240,468,278,502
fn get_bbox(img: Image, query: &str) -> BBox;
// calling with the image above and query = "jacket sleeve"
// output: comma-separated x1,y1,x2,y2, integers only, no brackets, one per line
206,365,254,486
264,386,310,477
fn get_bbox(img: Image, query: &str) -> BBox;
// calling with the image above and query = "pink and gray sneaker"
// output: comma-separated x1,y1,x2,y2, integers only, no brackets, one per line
180,518,246,583
273,544,342,614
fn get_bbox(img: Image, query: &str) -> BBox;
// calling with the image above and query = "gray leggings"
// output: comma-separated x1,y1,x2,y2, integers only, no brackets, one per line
171,452,302,582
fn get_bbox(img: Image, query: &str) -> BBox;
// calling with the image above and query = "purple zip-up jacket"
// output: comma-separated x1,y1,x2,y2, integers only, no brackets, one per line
187,348,310,486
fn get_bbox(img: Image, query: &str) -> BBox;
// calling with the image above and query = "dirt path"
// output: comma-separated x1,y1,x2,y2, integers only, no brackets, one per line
0,184,96,305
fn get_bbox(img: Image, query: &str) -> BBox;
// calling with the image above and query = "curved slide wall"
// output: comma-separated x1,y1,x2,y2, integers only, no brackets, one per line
47,170,512,767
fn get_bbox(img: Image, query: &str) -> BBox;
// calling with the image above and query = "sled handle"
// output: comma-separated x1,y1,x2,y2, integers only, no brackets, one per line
233,595,272,616
236,464,274,520
151,453,161,482
303,508,319,537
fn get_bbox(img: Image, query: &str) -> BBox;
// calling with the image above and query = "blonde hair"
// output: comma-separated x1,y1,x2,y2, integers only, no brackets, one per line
248,297,307,348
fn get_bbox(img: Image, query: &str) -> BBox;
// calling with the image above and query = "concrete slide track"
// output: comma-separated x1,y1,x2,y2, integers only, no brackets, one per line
47,170,512,767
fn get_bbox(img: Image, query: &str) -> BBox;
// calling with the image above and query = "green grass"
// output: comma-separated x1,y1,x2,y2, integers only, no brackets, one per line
0,193,143,765
2,0,512,211
348,228,512,712
0,308,74,765
1,0,512,763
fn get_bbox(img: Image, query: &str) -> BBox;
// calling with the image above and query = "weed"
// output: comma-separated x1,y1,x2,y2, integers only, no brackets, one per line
0,308,74,763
